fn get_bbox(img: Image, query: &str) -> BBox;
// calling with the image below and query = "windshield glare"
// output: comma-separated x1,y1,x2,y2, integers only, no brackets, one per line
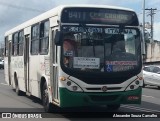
62,26,140,73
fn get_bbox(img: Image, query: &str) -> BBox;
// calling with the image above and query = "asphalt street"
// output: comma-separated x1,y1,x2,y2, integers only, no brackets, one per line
0,69,160,120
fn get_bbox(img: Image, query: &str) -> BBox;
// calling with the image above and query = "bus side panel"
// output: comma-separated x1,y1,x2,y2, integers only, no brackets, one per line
15,57,25,92
4,40,12,85
11,56,25,92
4,57,9,85
10,56,16,89
29,55,40,97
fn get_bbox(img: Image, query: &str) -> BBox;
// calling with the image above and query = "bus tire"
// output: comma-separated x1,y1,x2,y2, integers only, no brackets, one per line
14,75,24,96
42,82,53,112
15,85,21,96
143,80,145,88
107,104,120,111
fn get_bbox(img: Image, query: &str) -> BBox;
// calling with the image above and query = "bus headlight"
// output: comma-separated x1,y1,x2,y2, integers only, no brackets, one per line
65,80,83,92
135,80,140,85
125,80,140,91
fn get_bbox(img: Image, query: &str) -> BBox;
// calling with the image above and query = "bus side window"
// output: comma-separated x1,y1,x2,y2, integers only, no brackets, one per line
39,20,49,55
52,30,58,64
31,24,39,55
12,32,18,56
18,31,24,56
5,36,8,57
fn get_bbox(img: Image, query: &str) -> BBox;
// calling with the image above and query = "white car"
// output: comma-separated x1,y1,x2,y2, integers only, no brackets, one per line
143,65,160,89
0,59,4,69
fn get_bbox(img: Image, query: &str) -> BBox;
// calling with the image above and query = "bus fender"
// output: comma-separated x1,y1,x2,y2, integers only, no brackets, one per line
40,75,52,102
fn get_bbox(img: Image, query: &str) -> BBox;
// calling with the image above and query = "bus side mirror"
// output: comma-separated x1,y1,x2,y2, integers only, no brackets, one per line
55,31,63,45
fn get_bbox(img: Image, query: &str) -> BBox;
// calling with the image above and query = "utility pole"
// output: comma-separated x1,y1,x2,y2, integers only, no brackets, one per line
142,0,146,55
145,8,157,42
142,0,145,40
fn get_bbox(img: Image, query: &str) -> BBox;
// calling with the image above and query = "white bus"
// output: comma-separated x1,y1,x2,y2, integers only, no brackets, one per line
4,5,143,112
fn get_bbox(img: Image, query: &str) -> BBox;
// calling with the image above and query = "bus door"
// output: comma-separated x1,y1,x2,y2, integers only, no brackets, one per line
24,35,30,93
8,41,11,85
51,29,59,101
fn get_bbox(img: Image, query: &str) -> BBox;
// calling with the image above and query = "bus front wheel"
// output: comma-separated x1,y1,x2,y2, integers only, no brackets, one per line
42,82,53,112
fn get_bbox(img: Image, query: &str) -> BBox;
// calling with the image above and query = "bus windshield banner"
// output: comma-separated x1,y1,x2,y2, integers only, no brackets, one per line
61,7,139,25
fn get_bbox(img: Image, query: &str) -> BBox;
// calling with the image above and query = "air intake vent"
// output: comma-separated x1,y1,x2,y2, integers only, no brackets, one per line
86,87,122,91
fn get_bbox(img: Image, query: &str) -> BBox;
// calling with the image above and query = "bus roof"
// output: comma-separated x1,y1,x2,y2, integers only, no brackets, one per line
5,4,135,36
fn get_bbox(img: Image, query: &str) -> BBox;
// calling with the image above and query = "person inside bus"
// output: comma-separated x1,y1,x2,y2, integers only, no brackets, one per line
63,34,77,67
112,41,126,54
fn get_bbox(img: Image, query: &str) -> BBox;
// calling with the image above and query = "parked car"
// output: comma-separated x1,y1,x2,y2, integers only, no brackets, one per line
143,65,160,89
0,59,4,69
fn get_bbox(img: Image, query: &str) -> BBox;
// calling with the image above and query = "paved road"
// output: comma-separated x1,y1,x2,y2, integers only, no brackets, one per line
0,69,5,84
0,69,160,120
0,70,44,112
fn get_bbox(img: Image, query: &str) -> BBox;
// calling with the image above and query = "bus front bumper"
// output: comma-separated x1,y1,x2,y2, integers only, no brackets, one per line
59,87,142,108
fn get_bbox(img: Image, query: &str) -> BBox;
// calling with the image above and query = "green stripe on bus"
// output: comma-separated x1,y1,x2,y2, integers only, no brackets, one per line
59,87,142,107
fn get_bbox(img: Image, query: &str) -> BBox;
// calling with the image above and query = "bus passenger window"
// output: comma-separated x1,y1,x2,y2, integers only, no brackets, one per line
18,31,24,56
31,24,39,55
5,36,8,57
40,21,49,55
12,33,18,56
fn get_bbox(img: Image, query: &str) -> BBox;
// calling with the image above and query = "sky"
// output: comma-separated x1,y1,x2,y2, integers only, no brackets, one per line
0,0,160,44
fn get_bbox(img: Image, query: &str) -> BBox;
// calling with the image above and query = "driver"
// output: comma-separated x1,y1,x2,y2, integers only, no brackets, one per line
63,34,76,67
113,41,125,53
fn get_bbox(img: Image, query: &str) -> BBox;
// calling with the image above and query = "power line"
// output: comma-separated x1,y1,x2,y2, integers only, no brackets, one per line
0,2,45,13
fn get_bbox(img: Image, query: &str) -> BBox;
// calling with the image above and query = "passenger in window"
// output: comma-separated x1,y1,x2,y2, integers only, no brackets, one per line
63,34,76,67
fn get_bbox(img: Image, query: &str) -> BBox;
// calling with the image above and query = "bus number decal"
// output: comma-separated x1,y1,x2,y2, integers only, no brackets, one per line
63,26,103,33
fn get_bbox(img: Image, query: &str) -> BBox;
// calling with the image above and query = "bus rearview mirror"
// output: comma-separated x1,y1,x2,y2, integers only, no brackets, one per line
55,31,63,45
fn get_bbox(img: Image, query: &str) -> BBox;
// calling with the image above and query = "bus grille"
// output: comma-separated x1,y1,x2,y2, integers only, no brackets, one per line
86,87,122,91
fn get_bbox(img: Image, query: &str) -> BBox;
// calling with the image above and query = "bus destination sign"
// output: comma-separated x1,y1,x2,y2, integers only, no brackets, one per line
61,8,138,25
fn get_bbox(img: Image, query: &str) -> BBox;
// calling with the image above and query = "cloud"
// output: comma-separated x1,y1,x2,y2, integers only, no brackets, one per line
0,0,55,41
0,0,159,42
54,0,141,11
145,0,159,8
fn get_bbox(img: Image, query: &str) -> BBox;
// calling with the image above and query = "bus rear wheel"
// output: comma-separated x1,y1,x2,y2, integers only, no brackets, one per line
42,82,53,112
14,75,24,96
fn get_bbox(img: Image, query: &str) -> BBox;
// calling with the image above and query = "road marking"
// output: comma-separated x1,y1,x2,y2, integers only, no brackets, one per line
142,95,155,98
121,105,160,112
0,83,8,86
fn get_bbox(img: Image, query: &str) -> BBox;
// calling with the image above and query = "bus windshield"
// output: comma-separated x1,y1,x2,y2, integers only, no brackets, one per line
61,26,140,73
